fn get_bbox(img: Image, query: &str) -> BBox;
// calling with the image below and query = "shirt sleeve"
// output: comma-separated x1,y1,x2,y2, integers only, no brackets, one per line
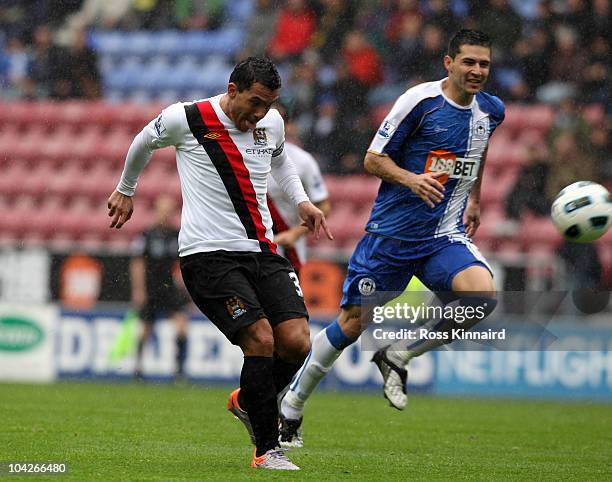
368,90,427,161
270,148,310,206
269,113,309,205
301,153,328,204
116,103,185,196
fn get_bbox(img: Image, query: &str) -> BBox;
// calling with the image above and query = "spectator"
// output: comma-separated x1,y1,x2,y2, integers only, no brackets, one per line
385,0,422,45
240,0,278,58
591,0,610,39
546,131,596,209
174,0,225,31
311,0,356,63
549,97,591,148
29,24,64,99
306,96,338,168
493,38,530,101
543,25,586,96
425,0,457,32
589,122,612,184
582,36,610,104
131,195,191,380
326,114,373,175
123,0,174,30
475,0,522,56
284,56,322,132
61,0,132,34
51,29,101,99
521,27,552,98
341,30,383,88
267,0,317,62
1,36,31,99
411,23,446,82
355,0,395,51
392,14,423,83
505,142,550,220
552,0,592,41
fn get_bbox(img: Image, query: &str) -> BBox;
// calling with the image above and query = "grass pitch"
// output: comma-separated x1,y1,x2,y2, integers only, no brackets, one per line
1,382,611,481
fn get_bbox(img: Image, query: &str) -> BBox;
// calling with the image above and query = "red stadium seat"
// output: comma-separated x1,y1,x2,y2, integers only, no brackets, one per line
518,215,564,249
78,162,118,199
504,104,554,135
325,175,379,207
0,162,32,197
0,125,22,163
522,104,554,131
480,169,517,205
0,102,32,128
95,128,134,162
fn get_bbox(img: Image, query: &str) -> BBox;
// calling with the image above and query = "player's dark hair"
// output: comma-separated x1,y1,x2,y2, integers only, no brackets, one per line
447,29,492,58
229,57,281,92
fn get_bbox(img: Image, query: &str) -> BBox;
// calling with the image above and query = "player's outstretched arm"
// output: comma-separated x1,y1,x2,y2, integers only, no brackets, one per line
298,201,333,241
107,190,134,229
108,105,183,230
364,151,445,208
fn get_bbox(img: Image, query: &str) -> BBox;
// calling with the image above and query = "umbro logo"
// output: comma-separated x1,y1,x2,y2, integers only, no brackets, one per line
203,132,221,140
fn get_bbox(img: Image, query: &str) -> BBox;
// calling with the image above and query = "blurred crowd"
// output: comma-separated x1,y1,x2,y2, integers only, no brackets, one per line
504,97,611,288
0,0,610,174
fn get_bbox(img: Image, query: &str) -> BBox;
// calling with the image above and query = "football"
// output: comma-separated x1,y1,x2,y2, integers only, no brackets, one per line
551,181,612,243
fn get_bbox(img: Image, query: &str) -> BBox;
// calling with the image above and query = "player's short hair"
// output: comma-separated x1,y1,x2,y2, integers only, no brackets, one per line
229,57,281,92
447,29,492,58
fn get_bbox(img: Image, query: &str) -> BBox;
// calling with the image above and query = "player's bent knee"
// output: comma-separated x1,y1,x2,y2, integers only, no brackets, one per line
238,319,275,356
276,336,311,363
273,317,310,362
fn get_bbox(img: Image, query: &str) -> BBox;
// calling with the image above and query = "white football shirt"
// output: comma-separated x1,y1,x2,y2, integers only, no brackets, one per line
267,142,328,266
116,94,309,256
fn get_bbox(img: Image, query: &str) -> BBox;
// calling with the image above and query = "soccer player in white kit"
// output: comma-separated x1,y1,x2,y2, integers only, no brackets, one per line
107,57,332,471
267,104,331,276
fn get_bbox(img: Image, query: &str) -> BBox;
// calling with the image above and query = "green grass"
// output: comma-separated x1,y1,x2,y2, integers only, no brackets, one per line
1,382,611,481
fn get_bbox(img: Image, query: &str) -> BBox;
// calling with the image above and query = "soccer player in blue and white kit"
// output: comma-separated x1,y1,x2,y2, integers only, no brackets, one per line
279,29,505,444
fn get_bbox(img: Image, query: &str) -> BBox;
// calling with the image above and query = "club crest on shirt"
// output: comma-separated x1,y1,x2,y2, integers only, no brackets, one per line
226,296,247,319
358,277,376,296
473,119,489,140
253,128,267,146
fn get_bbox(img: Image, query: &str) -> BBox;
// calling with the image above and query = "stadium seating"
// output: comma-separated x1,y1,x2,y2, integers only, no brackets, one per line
91,30,241,101
1,99,610,287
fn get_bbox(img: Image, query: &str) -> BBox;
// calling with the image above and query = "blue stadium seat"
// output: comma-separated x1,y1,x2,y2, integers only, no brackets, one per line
224,0,254,25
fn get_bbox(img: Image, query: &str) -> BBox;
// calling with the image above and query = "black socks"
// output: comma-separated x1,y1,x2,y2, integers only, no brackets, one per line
240,356,278,456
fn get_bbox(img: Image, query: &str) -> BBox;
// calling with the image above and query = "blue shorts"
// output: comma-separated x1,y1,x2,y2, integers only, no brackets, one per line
341,233,492,307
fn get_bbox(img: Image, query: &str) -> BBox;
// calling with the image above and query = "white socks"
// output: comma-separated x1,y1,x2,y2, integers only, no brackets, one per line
281,328,343,420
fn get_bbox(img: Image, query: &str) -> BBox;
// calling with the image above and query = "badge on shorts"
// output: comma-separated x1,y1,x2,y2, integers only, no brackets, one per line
358,278,376,296
226,296,247,319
